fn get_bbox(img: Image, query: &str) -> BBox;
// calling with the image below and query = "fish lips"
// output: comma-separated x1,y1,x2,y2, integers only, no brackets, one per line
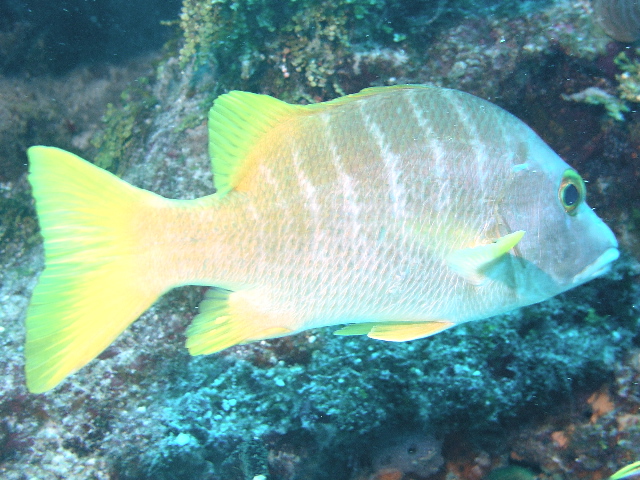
572,246,620,285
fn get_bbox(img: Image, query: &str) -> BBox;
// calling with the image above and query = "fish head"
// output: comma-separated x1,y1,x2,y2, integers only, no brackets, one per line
498,134,619,300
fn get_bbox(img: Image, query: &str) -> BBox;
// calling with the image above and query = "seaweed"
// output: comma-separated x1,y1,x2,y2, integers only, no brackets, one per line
91,77,158,174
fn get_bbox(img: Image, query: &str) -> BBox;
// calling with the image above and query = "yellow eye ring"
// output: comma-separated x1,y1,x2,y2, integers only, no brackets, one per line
558,169,585,215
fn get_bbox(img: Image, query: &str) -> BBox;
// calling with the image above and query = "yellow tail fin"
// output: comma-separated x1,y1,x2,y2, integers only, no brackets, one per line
25,146,168,393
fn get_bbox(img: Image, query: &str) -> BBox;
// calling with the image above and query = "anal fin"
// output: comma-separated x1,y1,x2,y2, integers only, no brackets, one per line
185,288,293,355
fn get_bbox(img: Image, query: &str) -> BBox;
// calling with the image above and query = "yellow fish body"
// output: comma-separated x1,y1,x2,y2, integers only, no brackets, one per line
25,85,619,393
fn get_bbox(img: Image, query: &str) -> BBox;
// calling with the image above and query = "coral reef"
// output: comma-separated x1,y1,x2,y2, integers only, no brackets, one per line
1,0,640,479
563,49,640,122
370,433,443,478
614,50,640,108
177,0,392,100
90,77,158,174
562,86,629,121
176,0,566,101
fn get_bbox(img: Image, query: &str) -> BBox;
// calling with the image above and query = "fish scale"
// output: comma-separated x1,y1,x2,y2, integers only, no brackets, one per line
197,90,529,322
23,85,619,392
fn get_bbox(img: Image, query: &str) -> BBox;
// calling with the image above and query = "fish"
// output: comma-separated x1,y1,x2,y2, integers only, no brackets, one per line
609,461,640,480
593,0,640,43
24,85,619,393
372,433,443,478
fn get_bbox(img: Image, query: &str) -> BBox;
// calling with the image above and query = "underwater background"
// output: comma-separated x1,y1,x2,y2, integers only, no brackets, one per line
1,0,640,479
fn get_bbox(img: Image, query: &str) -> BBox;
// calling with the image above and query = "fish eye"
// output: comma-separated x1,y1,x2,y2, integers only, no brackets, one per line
558,169,585,215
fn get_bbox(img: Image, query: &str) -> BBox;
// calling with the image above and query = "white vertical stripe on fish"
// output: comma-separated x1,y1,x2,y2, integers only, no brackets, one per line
359,104,407,219
258,162,281,193
442,90,491,195
291,149,320,220
331,146,362,239
320,112,363,241
405,91,452,211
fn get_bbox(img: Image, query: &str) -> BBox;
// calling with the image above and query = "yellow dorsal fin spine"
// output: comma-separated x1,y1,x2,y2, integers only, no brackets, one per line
307,84,429,110
25,146,171,393
208,91,302,195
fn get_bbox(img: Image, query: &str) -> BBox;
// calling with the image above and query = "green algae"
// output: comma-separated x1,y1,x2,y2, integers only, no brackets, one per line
176,0,447,99
0,188,40,270
565,51,640,122
91,79,158,175
487,466,537,480
562,86,630,122
616,52,640,106
174,0,590,103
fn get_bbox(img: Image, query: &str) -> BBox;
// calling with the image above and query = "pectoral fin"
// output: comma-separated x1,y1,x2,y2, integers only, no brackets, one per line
446,230,525,285
335,320,454,342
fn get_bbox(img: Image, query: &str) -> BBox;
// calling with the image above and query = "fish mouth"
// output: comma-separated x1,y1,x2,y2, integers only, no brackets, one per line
573,247,620,285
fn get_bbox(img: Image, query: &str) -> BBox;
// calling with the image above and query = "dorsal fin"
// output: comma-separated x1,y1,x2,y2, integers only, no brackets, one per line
208,91,302,196
306,84,428,110
207,86,433,196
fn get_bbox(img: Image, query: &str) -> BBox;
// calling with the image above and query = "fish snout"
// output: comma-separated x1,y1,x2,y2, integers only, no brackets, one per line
572,246,619,285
